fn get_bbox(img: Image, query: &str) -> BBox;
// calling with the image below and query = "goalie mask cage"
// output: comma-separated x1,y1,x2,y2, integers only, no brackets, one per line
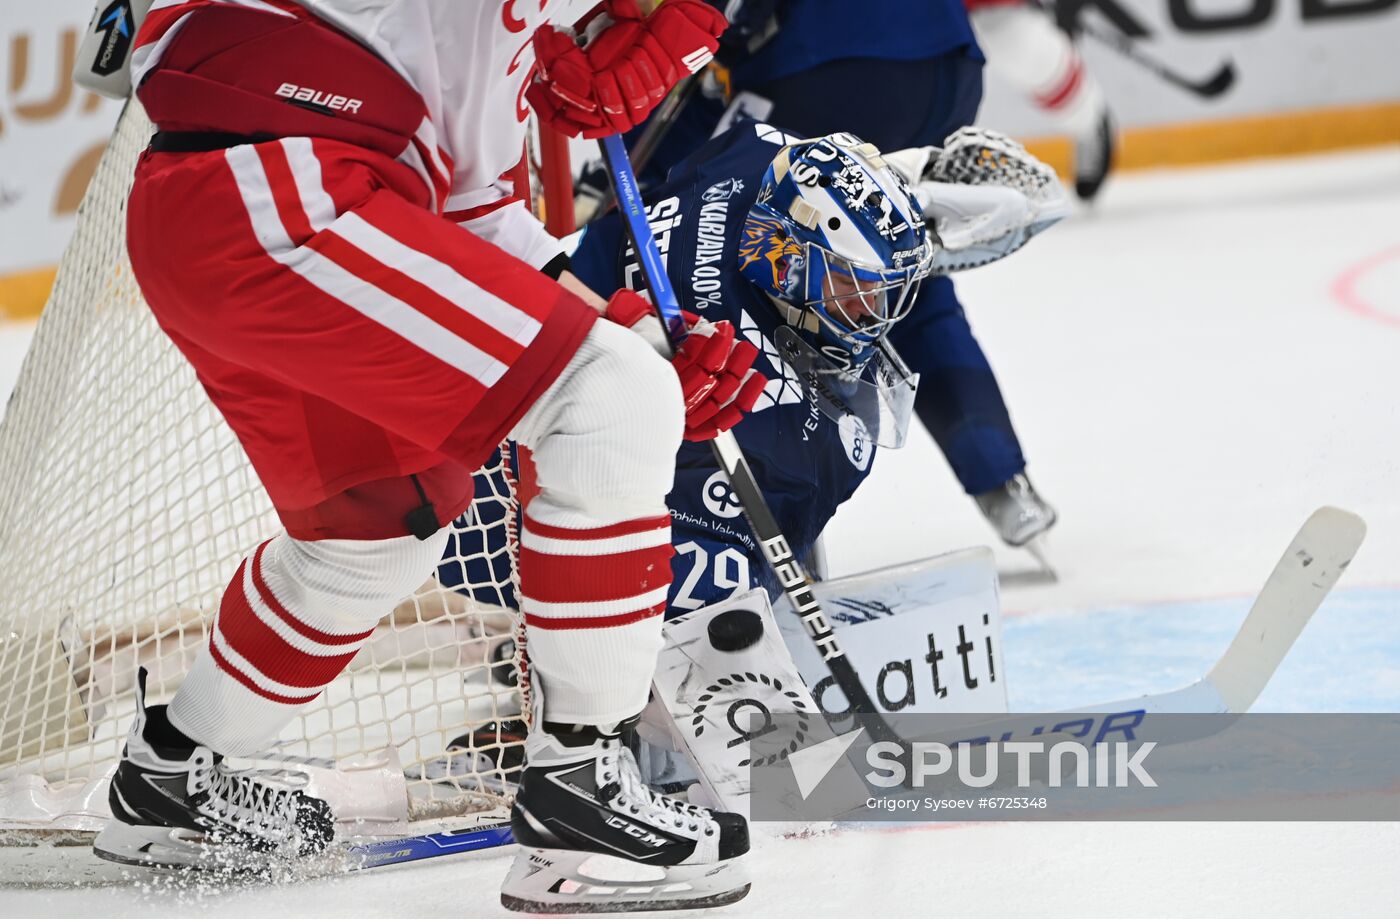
0,101,538,836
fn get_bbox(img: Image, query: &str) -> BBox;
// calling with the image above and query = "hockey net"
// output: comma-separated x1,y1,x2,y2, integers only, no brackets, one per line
0,101,533,836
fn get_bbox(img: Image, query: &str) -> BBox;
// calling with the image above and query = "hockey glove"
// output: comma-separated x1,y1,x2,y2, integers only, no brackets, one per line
883,128,1070,273
528,0,726,139
604,289,766,441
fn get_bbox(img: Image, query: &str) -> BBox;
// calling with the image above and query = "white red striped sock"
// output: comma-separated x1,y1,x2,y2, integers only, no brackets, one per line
973,3,1107,139
518,510,672,725
167,529,446,754
206,541,372,706
1032,49,1105,138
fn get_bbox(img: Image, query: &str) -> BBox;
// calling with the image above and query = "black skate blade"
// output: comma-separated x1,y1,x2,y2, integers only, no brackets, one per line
501,883,752,914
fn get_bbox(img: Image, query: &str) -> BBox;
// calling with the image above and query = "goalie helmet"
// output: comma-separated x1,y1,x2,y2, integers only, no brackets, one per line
738,132,935,373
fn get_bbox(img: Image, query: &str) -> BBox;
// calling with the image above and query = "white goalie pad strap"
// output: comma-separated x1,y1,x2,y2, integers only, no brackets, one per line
646,589,819,819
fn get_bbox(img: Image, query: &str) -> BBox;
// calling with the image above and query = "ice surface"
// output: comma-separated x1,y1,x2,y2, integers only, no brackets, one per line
2,146,1398,916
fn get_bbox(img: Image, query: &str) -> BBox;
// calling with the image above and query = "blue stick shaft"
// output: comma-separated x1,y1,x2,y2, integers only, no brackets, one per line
598,134,688,347
346,822,514,870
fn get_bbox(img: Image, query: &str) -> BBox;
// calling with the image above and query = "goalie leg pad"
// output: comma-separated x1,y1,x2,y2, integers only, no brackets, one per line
644,590,821,817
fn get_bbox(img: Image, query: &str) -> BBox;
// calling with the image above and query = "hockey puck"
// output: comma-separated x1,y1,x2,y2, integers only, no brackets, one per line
708,608,763,652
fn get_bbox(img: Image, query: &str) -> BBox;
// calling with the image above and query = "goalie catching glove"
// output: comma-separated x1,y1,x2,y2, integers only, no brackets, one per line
884,127,1071,274
604,289,766,442
528,0,727,139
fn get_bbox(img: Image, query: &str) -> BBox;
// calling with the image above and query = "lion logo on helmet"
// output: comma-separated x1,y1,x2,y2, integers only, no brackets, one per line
738,211,806,299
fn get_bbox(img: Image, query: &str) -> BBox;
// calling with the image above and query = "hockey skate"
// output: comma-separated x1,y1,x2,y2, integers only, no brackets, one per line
1074,111,1116,203
93,669,335,871
502,721,751,913
976,473,1058,573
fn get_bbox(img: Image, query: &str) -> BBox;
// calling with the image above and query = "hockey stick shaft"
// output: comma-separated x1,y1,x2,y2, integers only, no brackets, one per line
1081,22,1234,98
586,75,701,223
346,821,514,870
597,134,899,740
1027,0,1234,99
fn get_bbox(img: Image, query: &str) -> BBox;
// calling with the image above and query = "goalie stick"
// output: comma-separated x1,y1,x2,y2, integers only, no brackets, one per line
858,506,1366,754
1066,506,1361,715
596,133,905,751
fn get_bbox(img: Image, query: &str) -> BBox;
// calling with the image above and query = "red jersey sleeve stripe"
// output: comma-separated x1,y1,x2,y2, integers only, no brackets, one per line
444,196,524,225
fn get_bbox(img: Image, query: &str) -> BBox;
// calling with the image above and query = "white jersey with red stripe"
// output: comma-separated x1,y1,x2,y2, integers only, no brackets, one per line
133,0,594,268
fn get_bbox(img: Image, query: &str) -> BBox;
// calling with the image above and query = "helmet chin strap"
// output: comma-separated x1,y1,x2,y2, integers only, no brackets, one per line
764,292,824,336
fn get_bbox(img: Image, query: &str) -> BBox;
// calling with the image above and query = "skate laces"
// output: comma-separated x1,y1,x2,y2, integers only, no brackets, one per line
187,750,310,842
600,743,715,837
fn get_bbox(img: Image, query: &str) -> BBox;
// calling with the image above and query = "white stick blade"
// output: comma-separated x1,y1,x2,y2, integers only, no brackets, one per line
1206,506,1366,712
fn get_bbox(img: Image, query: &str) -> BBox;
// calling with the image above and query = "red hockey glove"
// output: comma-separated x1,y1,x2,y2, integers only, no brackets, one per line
673,317,766,441
604,289,766,442
528,0,726,139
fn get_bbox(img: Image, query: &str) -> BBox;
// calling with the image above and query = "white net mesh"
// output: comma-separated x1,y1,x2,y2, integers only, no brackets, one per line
0,101,526,831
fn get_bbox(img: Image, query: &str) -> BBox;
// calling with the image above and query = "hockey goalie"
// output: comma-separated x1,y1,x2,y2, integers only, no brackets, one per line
545,117,1361,823
571,121,1067,617
422,122,1067,825
555,121,1065,809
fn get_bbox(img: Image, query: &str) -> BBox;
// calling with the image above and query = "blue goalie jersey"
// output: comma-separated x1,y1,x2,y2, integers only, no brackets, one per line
571,124,891,616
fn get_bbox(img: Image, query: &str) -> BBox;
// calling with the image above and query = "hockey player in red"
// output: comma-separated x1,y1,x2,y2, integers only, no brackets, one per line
965,0,1117,200
94,0,756,909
